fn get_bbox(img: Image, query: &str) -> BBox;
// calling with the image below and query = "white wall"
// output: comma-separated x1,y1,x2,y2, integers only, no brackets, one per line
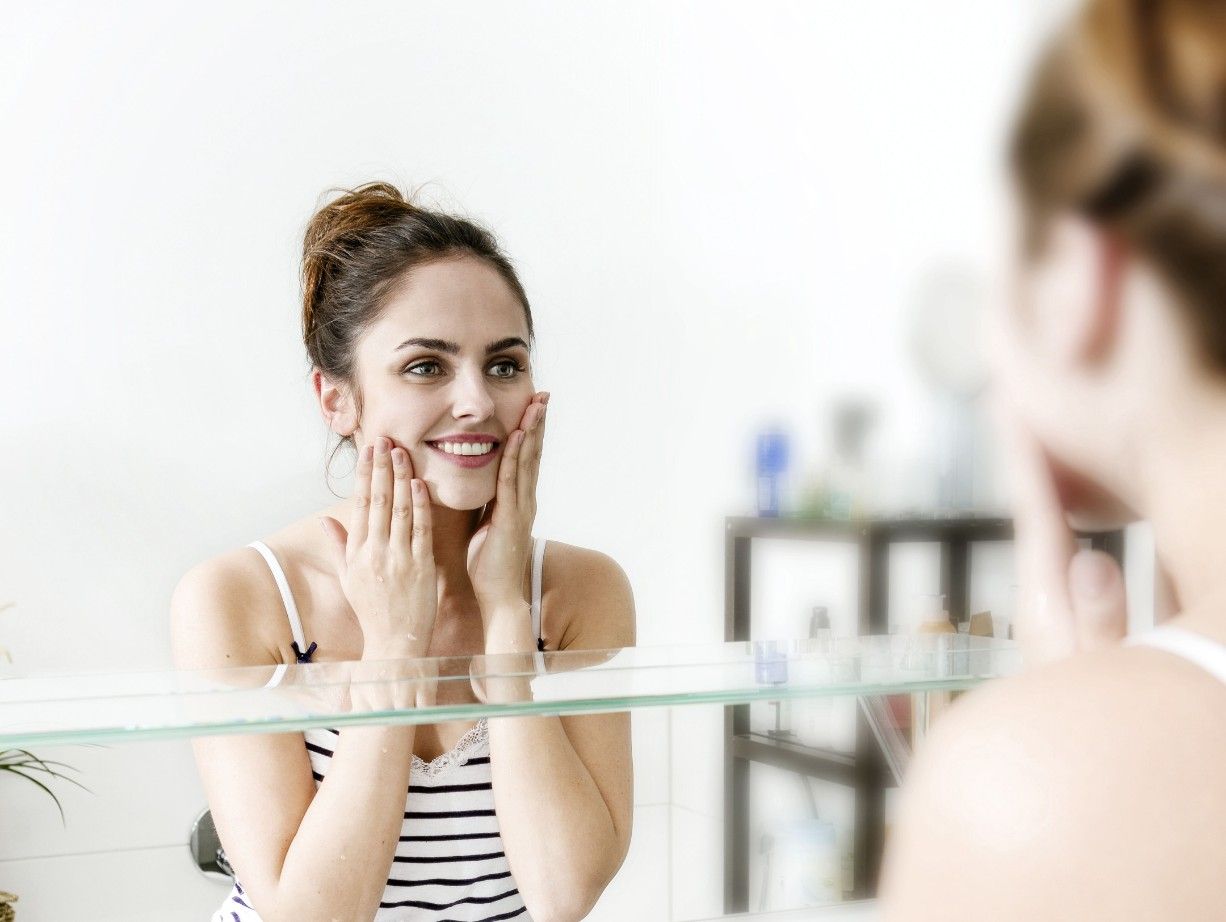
1,2,1103,919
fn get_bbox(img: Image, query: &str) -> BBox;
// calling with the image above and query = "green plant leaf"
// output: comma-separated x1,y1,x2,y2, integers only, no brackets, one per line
0,749,92,806
8,750,81,774
2,761,92,795
4,767,66,826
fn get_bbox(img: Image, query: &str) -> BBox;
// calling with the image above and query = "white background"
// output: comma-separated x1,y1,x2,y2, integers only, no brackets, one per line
0,2,1129,919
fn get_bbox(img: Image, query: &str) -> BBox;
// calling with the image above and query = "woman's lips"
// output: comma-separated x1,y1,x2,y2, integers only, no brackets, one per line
425,441,501,469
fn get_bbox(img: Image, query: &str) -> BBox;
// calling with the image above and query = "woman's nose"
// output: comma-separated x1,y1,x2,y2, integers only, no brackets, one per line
450,369,497,420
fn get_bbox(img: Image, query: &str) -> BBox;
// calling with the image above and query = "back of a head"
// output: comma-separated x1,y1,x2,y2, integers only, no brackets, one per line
1011,0,1226,368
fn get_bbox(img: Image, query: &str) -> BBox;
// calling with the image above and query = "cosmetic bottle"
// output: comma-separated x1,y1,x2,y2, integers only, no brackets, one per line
915,593,954,635
809,606,832,649
756,424,792,517
966,610,994,672
968,610,993,637
824,400,876,520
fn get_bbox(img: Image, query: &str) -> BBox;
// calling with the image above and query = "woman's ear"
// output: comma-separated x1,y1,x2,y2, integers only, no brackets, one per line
1028,214,1127,370
313,369,358,436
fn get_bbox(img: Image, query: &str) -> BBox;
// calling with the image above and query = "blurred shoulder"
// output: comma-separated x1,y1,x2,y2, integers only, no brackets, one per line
881,642,1226,920
540,540,636,650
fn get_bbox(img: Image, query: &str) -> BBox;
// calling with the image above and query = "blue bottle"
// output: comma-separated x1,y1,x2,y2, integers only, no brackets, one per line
756,426,791,517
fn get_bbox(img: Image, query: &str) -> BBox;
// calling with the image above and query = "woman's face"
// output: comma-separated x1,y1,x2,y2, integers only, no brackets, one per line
346,255,535,511
991,208,1143,529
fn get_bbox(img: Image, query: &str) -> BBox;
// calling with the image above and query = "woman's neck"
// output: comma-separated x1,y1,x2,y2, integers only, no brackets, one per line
429,504,484,597
1136,401,1226,627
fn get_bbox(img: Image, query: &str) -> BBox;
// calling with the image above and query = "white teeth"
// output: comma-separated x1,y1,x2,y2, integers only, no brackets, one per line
434,441,494,456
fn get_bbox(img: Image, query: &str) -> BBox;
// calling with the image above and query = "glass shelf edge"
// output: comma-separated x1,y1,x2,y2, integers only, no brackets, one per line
0,676,1000,749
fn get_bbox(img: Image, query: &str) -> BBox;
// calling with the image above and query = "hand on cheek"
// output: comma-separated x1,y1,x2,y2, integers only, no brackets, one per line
466,391,550,617
995,398,1128,667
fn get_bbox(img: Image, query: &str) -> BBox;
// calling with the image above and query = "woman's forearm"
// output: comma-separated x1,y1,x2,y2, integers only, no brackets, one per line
486,715,622,921
267,722,416,922
483,610,625,922
264,654,432,922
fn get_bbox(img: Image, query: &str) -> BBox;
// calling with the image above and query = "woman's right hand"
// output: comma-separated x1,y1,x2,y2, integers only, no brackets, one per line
996,402,1128,668
319,436,437,662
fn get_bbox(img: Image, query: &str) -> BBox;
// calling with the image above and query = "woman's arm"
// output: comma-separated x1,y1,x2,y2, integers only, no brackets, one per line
482,547,636,922
172,554,424,922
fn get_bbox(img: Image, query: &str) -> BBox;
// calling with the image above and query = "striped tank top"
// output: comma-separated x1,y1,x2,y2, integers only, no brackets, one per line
210,537,549,922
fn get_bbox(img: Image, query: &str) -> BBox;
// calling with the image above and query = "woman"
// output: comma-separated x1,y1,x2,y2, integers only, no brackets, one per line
171,183,635,922
881,1,1226,919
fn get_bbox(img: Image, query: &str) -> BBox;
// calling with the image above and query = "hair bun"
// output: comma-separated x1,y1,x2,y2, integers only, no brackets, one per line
301,183,418,342
1084,0,1226,176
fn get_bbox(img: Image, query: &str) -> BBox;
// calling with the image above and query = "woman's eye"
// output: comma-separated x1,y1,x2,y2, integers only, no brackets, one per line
405,361,441,377
489,360,522,378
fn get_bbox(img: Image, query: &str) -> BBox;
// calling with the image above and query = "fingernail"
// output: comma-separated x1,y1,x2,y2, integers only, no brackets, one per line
1071,551,1115,600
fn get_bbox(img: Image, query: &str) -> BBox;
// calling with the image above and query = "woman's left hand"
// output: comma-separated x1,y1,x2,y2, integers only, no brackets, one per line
467,391,549,620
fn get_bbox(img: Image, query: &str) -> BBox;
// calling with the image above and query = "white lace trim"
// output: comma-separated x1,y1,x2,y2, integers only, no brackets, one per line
410,718,490,778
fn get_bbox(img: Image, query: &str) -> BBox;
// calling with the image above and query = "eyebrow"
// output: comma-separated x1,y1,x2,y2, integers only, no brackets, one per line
394,336,530,356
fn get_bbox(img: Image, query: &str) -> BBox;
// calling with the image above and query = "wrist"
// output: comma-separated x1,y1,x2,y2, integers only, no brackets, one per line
478,593,529,622
360,636,431,662
482,606,536,655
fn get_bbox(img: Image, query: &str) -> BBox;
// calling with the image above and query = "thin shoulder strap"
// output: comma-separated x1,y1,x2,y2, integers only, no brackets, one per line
1125,625,1226,684
531,537,546,647
248,541,311,689
248,541,307,649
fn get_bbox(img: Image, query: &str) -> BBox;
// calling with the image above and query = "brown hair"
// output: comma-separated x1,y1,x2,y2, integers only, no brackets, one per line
300,182,533,486
1010,0,1226,367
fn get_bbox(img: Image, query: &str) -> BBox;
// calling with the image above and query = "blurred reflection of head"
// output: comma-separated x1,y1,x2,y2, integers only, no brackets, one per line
996,0,1226,549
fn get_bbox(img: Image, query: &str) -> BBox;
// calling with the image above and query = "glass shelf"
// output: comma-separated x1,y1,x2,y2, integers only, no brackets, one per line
0,634,1020,749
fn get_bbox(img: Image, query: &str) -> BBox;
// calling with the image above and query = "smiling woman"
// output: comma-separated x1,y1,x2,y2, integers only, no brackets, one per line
170,183,636,922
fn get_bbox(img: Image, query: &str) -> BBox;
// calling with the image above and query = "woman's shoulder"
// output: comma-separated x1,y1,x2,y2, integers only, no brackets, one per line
169,539,296,672
539,539,635,650
882,640,1226,918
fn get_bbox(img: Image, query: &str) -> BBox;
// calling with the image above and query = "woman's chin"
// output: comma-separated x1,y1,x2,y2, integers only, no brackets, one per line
1051,458,1138,532
428,481,495,512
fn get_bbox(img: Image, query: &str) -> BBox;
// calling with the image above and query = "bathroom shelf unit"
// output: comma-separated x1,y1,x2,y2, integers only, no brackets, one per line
722,512,1125,911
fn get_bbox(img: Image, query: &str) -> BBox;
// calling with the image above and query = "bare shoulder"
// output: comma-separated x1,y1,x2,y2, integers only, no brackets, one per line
169,545,284,671
540,540,636,651
880,644,1226,921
